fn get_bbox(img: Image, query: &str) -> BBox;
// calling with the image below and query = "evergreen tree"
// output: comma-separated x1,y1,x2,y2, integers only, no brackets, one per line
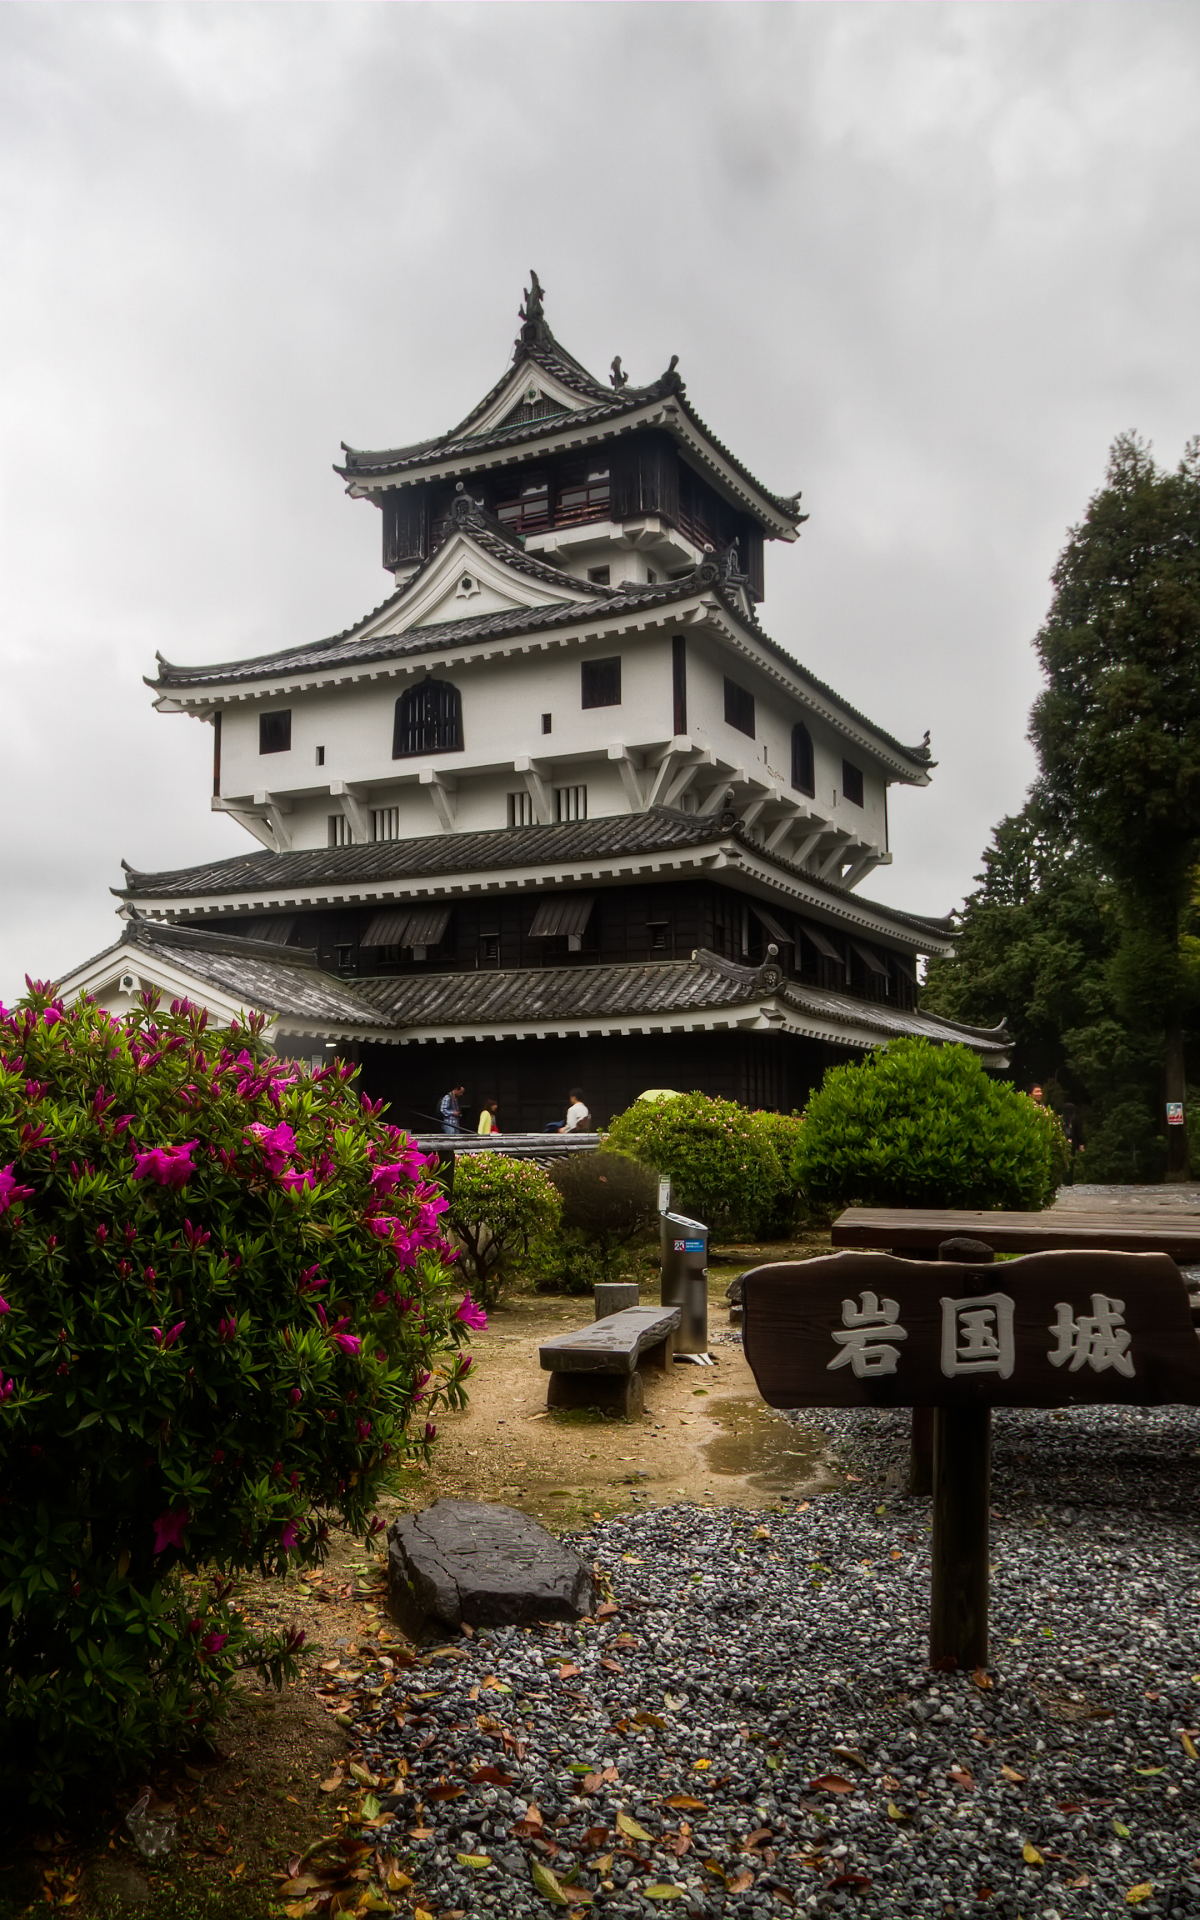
926,434,1200,1180
1030,433,1200,1177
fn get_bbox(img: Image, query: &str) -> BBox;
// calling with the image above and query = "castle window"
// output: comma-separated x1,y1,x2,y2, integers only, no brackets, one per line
724,678,755,738
587,565,610,586
672,635,687,736
581,657,621,709
393,680,463,758
508,791,535,828
496,473,550,534
315,744,325,767
481,933,500,964
371,807,400,842
555,785,588,822
791,722,815,796
647,916,669,952
259,709,291,755
842,759,864,807
328,814,352,847
541,712,552,734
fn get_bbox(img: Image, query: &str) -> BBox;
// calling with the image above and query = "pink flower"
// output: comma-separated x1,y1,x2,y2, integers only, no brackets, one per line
365,1214,398,1242
246,1121,297,1175
280,1167,315,1195
355,1416,372,1441
424,1421,437,1443
298,1265,327,1293
131,1142,198,1188
201,1631,229,1655
284,1626,306,1654
152,1507,190,1555
456,1295,487,1331
217,1317,236,1343
0,1166,35,1216
288,1387,302,1405
0,1376,15,1401
152,1321,186,1350
182,1219,211,1251
95,1223,109,1245
332,1333,363,1358
457,1354,473,1376
0,1295,8,1315
280,1520,300,1552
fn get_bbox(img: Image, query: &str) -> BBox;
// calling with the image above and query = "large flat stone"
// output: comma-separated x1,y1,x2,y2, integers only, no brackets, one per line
387,1499,597,1639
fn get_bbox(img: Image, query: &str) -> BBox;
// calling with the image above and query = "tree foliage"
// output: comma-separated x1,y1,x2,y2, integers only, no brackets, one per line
792,1038,1066,1212
927,434,1200,1179
604,1092,785,1237
0,981,473,1815
447,1154,562,1306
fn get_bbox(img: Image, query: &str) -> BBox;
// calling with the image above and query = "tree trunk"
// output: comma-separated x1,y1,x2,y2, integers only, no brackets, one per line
1165,1016,1189,1183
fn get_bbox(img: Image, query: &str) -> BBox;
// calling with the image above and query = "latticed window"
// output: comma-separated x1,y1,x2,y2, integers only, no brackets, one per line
792,722,815,796
507,791,535,828
371,808,401,842
555,785,587,823
328,814,353,847
392,681,463,758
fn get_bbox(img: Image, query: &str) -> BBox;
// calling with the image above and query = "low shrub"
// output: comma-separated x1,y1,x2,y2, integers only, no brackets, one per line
447,1154,562,1306
604,1091,784,1237
751,1111,808,1237
534,1227,644,1296
793,1037,1068,1211
0,981,473,1816
546,1153,658,1276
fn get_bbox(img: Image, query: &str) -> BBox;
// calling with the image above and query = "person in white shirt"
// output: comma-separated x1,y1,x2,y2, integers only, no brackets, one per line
545,1087,591,1133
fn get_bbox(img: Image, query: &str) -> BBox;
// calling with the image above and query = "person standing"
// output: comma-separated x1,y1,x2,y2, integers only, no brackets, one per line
439,1084,466,1133
477,1098,500,1134
564,1088,591,1132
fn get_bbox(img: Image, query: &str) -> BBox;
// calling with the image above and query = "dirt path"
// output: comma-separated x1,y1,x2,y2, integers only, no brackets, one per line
385,1264,842,1531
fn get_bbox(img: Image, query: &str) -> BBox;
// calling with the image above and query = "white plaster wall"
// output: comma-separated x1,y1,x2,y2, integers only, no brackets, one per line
216,630,679,841
684,634,889,849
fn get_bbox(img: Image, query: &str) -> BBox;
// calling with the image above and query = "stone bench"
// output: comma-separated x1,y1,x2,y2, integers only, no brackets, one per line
539,1304,682,1419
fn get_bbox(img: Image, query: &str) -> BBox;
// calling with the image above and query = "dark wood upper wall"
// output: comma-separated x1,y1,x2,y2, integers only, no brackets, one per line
196,879,917,1010
379,431,766,601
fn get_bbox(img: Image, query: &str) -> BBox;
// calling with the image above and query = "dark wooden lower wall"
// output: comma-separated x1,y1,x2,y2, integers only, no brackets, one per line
355,1031,850,1134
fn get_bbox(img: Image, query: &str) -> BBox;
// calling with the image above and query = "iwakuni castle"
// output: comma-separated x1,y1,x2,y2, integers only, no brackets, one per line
59,274,1006,1128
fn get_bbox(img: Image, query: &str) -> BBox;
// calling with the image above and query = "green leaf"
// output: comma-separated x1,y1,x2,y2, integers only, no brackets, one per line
531,1860,569,1906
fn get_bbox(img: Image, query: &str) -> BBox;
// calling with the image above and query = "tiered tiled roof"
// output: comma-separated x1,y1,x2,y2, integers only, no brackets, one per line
77,917,383,1027
115,811,953,945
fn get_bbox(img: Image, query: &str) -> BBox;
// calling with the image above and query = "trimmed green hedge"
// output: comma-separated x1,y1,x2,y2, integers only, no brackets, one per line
604,1091,785,1238
792,1038,1067,1211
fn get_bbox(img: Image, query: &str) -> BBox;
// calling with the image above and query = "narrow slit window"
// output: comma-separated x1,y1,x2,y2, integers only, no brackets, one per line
842,759,864,807
723,678,755,738
672,635,687,736
791,722,815,796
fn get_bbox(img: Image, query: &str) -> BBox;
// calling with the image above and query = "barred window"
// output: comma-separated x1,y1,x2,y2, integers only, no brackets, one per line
371,808,401,842
555,785,588,823
393,680,463,758
328,814,353,847
507,791,535,828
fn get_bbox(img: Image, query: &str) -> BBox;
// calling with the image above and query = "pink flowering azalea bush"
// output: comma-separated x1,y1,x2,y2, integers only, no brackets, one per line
0,981,477,1814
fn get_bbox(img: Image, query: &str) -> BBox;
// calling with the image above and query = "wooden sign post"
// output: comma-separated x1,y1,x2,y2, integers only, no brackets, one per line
740,1248,1200,1671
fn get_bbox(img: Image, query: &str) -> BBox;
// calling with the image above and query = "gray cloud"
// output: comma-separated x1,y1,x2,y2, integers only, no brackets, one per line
2,2,1198,999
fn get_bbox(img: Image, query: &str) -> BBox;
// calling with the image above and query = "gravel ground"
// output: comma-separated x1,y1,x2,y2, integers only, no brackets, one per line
341,1403,1200,1918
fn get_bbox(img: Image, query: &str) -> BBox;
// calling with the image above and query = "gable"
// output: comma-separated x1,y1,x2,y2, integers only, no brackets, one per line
357,525,595,638
464,357,592,438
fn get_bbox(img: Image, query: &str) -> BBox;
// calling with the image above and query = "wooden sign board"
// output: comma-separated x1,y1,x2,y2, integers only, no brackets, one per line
742,1249,1200,1411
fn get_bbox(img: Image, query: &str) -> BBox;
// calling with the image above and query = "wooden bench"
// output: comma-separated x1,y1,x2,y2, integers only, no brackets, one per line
539,1305,682,1420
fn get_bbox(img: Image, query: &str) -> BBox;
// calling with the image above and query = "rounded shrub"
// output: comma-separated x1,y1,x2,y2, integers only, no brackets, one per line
750,1110,808,1238
0,981,475,1815
538,1153,659,1292
604,1090,784,1237
793,1037,1069,1212
447,1153,562,1306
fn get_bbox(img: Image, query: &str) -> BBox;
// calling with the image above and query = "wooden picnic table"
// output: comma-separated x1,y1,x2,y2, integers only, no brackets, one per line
831,1204,1200,1264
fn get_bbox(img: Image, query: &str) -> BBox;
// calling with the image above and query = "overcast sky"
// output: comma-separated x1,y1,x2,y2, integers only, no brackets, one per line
2,1,1198,1001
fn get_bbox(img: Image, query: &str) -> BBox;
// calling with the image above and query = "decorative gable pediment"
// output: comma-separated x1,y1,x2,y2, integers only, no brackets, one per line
356,521,595,639
464,357,591,438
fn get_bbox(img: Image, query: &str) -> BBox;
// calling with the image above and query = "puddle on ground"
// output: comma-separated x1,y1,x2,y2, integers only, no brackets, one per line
702,1397,836,1496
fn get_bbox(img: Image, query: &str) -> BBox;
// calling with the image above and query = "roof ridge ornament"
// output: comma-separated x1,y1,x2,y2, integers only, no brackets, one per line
516,269,549,353
610,355,628,391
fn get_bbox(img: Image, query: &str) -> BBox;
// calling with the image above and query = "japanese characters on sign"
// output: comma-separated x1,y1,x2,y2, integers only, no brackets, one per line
827,1289,1137,1381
